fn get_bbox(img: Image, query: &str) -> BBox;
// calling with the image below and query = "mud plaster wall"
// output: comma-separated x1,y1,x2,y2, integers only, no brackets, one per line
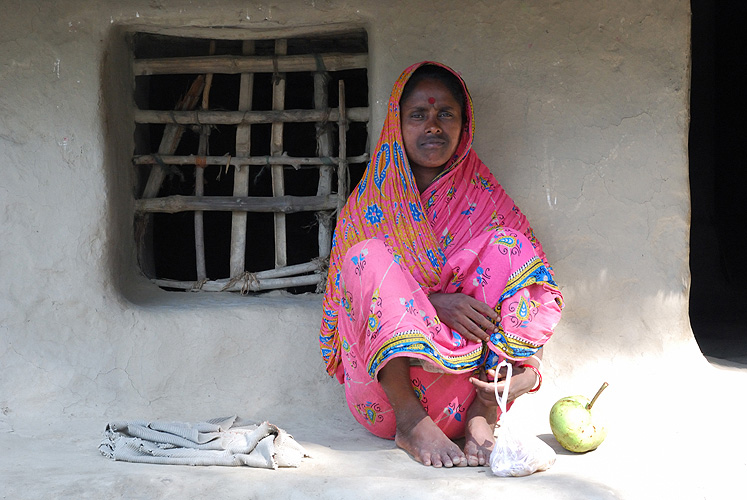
0,0,694,431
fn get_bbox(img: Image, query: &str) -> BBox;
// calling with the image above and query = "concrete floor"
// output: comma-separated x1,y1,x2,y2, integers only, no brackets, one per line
1,346,745,499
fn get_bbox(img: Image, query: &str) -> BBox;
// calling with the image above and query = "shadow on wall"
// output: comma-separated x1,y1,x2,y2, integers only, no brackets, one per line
101,24,140,299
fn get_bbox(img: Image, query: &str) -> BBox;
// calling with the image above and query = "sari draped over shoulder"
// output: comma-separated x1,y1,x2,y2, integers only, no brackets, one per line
319,62,563,386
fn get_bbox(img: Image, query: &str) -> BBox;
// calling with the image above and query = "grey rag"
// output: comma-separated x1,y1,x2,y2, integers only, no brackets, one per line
99,416,308,469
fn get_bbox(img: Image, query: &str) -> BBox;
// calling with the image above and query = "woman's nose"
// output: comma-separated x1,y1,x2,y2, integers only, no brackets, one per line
424,114,442,133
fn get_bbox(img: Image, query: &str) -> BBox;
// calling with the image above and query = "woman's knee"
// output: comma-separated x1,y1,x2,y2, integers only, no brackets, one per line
486,227,537,259
342,238,392,267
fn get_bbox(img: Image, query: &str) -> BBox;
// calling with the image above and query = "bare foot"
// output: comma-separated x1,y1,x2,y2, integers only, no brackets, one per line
463,401,497,466
378,357,466,467
395,414,467,468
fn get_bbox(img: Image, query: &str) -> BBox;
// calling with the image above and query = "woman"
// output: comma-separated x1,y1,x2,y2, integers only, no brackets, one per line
320,62,563,467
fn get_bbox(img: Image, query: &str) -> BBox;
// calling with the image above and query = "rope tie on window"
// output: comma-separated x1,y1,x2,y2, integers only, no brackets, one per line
315,108,333,160
315,210,335,227
241,271,259,294
311,255,329,274
312,256,330,293
317,107,332,130
314,53,327,74
153,154,167,169
190,278,208,291
243,272,260,295
287,154,301,171
168,110,178,126
150,153,185,184
222,271,259,294
252,165,267,185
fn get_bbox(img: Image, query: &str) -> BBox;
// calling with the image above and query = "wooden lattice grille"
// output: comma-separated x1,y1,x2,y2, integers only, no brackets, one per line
131,32,369,293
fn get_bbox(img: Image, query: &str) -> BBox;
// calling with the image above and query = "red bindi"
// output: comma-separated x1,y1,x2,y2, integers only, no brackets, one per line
428,97,436,104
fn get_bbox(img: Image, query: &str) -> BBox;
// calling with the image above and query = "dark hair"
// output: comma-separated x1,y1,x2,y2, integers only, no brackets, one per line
400,64,467,120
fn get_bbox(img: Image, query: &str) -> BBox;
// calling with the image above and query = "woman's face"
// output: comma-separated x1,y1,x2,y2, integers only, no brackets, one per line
400,78,463,180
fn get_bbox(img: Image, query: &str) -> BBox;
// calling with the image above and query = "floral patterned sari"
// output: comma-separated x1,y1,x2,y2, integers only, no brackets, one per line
319,62,563,438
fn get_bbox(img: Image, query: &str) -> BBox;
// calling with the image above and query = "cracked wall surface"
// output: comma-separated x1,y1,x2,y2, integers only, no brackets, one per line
0,0,694,433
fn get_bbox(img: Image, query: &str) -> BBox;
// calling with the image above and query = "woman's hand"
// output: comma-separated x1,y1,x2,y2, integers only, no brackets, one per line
428,292,498,343
469,364,538,406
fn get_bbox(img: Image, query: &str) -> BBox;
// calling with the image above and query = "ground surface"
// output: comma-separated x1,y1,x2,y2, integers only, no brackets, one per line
1,352,745,500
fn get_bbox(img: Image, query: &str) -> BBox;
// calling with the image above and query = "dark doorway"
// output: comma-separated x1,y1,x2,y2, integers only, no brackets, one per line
689,0,747,361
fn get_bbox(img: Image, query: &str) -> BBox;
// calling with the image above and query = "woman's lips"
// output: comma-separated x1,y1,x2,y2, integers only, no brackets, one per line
421,137,446,148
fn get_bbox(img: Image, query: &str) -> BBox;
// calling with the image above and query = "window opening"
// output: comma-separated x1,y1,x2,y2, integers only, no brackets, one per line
131,31,369,294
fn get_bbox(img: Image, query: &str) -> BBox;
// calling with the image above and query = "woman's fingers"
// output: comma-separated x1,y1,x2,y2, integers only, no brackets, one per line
469,376,502,406
470,366,537,404
467,297,499,323
455,300,497,342
465,302,499,339
429,292,498,342
456,319,491,343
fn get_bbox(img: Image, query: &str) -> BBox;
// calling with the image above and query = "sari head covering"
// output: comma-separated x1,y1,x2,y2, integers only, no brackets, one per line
320,61,561,380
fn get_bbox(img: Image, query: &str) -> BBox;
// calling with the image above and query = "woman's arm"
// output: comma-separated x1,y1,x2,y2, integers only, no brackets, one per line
429,291,545,404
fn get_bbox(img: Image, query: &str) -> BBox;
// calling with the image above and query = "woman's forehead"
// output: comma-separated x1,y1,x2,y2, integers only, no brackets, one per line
401,79,459,105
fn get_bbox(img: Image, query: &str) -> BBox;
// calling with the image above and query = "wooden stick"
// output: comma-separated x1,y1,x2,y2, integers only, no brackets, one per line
133,153,369,167
337,80,348,213
128,25,365,42
314,70,334,258
153,273,323,293
194,41,216,281
136,194,338,214
136,74,206,278
133,107,369,125
271,39,288,269
134,52,367,76
230,40,255,278
253,260,321,278
201,42,216,109
195,133,208,281
153,260,325,292
141,75,206,199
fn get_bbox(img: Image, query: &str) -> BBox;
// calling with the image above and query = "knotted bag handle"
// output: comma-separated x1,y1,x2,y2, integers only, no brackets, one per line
493,359,512,419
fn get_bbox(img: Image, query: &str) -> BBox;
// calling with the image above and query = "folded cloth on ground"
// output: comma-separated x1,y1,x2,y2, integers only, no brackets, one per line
99,416,308,469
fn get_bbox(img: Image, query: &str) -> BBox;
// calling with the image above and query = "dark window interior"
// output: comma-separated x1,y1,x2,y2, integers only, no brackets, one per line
131,32,369,293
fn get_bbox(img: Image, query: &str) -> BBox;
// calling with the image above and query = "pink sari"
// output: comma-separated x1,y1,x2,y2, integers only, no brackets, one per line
320,62,563,438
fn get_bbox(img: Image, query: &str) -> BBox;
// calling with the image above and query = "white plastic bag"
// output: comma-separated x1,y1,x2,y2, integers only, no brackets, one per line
489,361,556,477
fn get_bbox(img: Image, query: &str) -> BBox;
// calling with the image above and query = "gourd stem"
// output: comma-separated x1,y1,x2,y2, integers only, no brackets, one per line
586,382,609,410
